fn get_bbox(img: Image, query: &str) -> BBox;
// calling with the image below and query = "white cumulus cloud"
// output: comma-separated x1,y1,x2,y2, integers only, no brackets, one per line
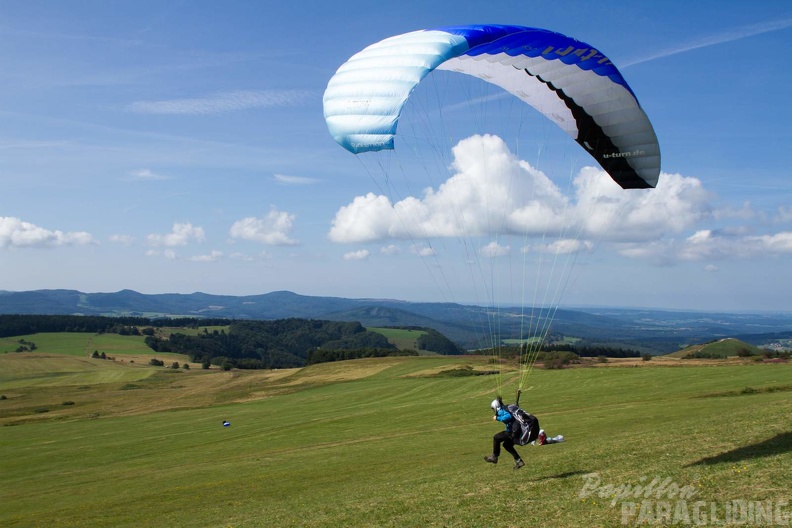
146,249,178,259
229,208,298,245
343,249,370,261
619,228,792,265
749,231,792,253
0,217,95,249
380,244,400,256
541,239,594,255
682,229,792,260
410,244,435,257
774,206,792,224
328,134,710,247
480,241,510,257
189,250,223,262
147,222,205,247
617,240,675,264
109,234,135,245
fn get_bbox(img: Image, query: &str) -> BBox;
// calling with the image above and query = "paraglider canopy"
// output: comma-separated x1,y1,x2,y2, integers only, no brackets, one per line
323,24,660,189
323,24,662,401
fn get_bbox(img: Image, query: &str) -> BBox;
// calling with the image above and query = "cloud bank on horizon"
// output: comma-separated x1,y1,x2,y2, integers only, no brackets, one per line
3,132,790,268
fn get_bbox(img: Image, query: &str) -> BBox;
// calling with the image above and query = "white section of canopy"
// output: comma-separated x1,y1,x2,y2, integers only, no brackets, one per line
438,53,660,185
323,30,469,153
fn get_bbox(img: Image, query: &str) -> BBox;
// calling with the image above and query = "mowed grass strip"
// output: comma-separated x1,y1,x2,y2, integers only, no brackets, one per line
0,357,790,527
0,354,155,390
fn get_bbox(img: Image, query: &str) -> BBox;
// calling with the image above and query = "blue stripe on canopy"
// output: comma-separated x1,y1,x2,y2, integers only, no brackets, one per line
432,25,633,94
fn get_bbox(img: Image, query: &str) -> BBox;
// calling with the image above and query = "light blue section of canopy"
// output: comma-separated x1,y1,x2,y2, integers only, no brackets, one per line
323,24,660,188
323,28,471,154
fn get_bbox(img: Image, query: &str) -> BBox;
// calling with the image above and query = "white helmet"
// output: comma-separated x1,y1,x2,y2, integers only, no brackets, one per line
490,399,501,411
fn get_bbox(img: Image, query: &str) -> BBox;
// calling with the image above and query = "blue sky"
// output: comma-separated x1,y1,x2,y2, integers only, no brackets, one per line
1,1,790,312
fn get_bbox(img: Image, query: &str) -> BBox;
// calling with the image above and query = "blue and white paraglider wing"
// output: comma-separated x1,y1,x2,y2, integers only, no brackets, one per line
323,24,660,189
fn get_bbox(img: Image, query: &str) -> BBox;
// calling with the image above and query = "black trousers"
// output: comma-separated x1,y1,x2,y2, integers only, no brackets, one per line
493,431,520,460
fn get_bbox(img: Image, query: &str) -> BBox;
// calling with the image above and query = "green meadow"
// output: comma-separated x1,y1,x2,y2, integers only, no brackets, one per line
367,327,427,352
1,332,153,357
1,343,791,527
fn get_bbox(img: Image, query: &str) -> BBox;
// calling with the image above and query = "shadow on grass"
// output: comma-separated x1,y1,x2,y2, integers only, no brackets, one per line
530,469,592,482
686,430,792,466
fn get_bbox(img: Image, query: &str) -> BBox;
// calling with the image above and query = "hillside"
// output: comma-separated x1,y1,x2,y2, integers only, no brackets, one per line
2,351,791,526
667,338,764,358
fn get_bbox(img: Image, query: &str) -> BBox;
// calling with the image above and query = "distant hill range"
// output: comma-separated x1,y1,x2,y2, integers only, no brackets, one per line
1,289,791,353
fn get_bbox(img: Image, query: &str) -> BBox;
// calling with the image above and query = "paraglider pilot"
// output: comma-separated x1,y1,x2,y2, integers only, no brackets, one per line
484,397,525,470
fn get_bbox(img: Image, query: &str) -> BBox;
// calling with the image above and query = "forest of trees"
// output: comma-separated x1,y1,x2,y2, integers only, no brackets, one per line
143,319,405,369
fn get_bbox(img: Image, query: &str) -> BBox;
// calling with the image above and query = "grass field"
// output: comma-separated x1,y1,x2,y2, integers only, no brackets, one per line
1,345,791,527
367,327,427,351
2,332,153,357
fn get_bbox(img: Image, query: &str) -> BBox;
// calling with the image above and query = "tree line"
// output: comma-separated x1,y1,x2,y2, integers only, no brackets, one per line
492,343,641,359
542,344,641,358
307,347,418,364
0,314,230,338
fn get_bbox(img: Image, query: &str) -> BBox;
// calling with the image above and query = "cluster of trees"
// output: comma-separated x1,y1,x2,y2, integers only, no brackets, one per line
144,319,398,369
148,358,190,369
538,350,580,369
90,350,113,360
15,339,37,352
415,328,463,355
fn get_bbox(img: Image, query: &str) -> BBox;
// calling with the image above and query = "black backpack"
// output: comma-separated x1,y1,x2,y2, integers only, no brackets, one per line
506,404,540,446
